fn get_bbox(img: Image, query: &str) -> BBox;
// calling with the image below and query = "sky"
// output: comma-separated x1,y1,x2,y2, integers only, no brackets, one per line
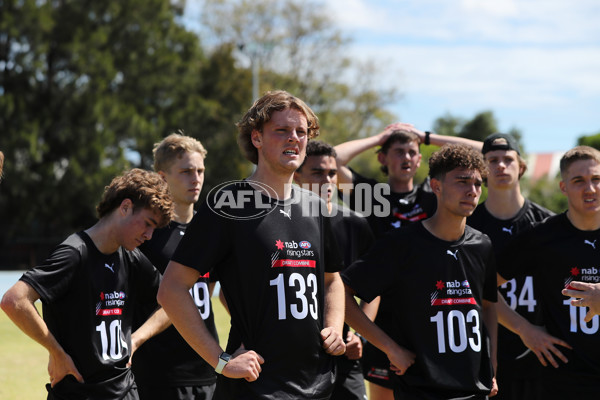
187,0,600,154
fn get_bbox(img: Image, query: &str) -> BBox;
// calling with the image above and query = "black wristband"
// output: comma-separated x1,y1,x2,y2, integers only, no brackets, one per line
424,131,431,145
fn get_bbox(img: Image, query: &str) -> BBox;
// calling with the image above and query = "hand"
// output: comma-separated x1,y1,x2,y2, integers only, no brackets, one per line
562,281,600,322
518,323,571,368
321,327,346,356
489,376,498,397
223,344,265,382
376,123,414,146
344,331,362,360
387,344,416,375
48,351,84,388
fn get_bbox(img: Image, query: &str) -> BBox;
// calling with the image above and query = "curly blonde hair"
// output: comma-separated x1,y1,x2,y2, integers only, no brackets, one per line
96,169,174,227
236,90,320,164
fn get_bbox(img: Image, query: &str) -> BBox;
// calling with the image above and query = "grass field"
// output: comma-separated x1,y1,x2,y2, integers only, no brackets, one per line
0,298,232,400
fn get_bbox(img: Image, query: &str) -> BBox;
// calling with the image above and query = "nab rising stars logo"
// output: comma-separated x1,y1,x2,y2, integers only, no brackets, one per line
430,279,475,306
565,266,600,289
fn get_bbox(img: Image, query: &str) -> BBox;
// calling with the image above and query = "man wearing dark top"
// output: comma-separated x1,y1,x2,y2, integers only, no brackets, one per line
133,133,218,400
1,169,174,400
499,146,600,399
343,144,498,400
467,133,558,400
334,125,481,399
294,140,374,400
158,90,346,400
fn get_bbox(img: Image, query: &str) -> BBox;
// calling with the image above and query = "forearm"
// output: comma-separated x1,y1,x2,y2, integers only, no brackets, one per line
496,293,529,335
158,263,223,368
323,272,344,335
359,296,380,321
482,300,498,373
345,289,396,355
334,135,383,167
131,307,171,351
1,282,65,357
425,131,483,151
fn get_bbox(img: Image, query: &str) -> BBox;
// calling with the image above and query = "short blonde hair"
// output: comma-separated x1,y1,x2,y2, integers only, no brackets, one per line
560,146,600,178
236,90,320,164
153,131,207,173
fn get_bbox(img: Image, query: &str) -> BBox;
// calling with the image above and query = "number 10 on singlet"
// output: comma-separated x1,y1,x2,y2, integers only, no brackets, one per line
270,272,318,320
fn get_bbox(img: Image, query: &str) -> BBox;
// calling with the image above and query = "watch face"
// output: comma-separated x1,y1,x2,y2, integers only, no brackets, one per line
221,352,232,362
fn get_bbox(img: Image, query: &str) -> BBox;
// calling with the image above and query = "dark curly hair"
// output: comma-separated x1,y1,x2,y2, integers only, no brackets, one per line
236,90,320,164
429,144,487,181
297,140,337,172
96,169,174,228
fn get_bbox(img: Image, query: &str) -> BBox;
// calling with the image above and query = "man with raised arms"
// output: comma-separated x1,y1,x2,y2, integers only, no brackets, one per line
158,90,346,399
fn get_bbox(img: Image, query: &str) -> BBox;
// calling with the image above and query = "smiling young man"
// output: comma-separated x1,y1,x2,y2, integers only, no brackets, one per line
158,91,346,399
131,133,218,400
1,169,174,400
497,146,600,399
294,140,374,400
343,144,498,400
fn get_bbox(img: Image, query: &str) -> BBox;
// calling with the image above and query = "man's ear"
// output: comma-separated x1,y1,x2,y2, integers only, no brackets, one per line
377,151,387,166
251,129,262,149
120,198,133,216
559,180,567,195
430,177,442,194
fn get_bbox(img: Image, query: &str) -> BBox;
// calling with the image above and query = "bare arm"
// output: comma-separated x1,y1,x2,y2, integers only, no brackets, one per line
334,123,414,187
321,272,346,356
131,307,170,357
482,300,498,397
359,296,380,321
410,128,483,151
344,284,415,374
158,261,263,381
0,281,83,386
562,281,600,322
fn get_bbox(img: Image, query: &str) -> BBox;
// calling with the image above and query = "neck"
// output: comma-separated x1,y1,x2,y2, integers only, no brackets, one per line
388,177,414,193
484,186,525,219
248,167,294,200
422,211,466,242
173,202,194,224
566,209,600,231
85,219,120,254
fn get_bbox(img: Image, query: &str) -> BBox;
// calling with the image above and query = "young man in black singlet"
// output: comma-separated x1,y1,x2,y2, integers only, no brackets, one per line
343,144,498,400
499,146,600,399
294,140,373,400
158,91,346,399
1,169,174,400
133,133,218,400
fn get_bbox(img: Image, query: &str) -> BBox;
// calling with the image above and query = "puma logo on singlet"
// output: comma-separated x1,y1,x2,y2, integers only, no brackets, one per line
584,239,596,249
391,221,401,229
446,250,458,260
104,263,115,273
279,209,291,220
502,226,514,235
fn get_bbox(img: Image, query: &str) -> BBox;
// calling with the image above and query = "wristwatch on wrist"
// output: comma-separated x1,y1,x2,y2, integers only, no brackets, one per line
424,131,431,145
215,352,232,374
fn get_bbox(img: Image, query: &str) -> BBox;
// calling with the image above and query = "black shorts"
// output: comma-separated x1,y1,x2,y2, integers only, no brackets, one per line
361,341,393,389
330,357,367,400
137,383,216,400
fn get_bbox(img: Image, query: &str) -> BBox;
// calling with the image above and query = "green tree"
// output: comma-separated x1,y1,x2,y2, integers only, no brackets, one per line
0,0,249,267
577,132,600,149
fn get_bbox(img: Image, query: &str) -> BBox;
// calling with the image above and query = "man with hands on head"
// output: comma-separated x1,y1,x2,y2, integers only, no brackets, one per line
343,144,498,400
158,91,346,399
